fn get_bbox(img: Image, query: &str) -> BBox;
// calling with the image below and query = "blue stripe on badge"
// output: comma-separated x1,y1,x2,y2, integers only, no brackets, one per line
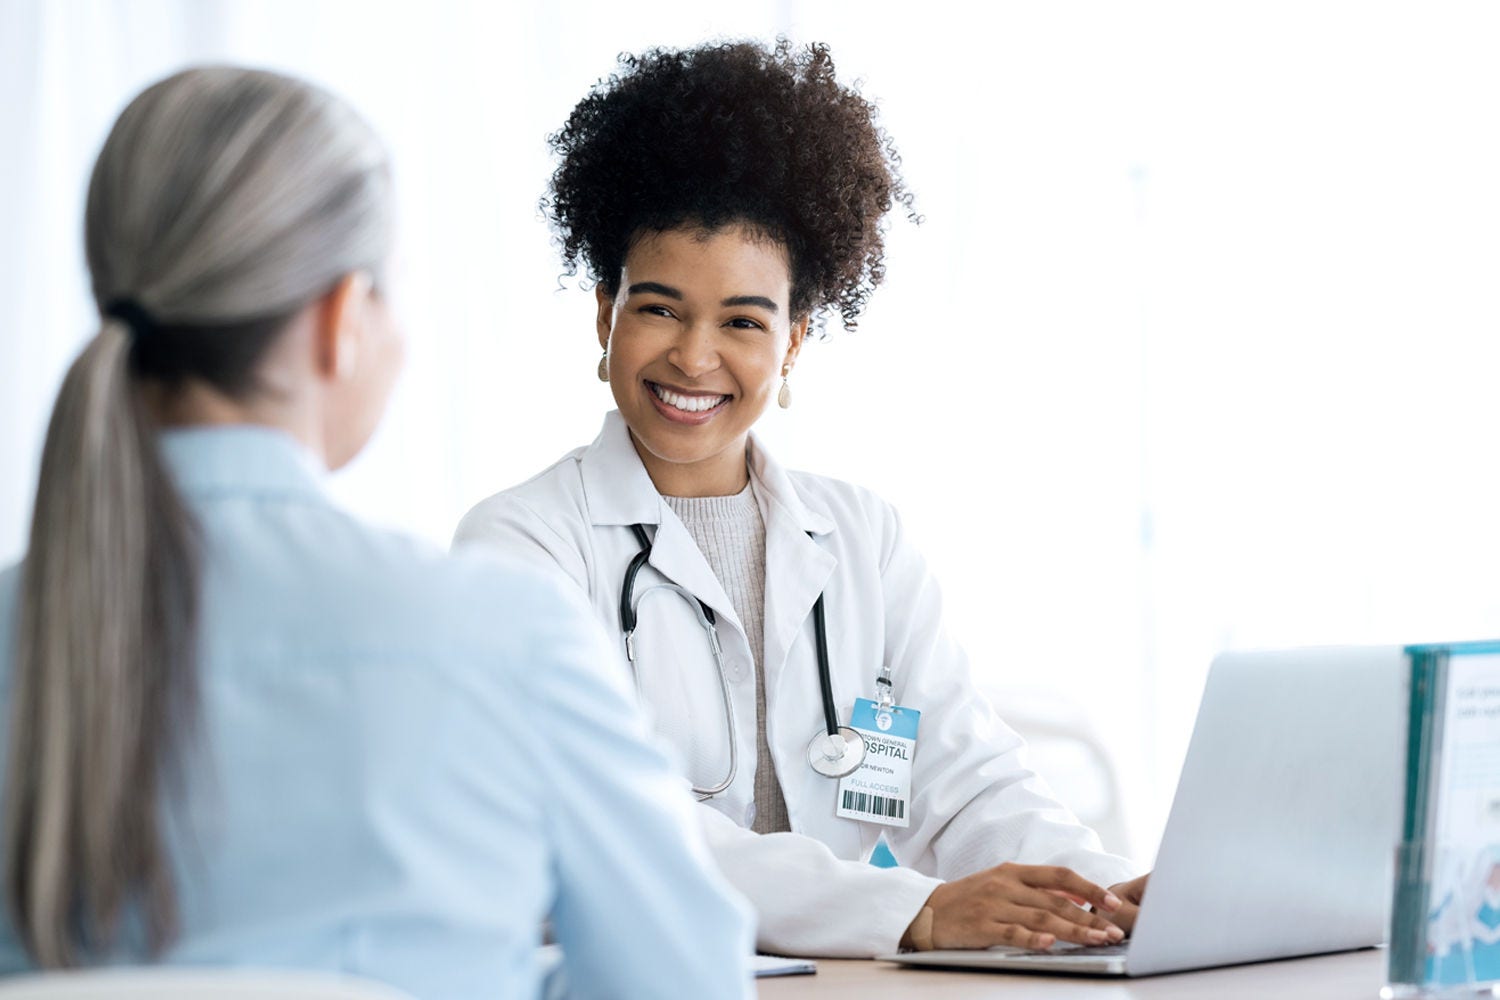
850,697,920,739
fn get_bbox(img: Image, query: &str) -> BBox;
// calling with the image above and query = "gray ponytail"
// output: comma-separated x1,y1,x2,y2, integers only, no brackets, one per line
4,67,391,966
8,320,198,965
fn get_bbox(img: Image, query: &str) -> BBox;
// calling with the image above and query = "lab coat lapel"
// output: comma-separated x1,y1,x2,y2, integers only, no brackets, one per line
644,515,742,634
579,411,662,528
578,411,742,633
752,437,836,698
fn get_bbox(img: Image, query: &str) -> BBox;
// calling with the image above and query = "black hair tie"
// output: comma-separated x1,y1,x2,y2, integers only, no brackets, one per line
104,298,158,340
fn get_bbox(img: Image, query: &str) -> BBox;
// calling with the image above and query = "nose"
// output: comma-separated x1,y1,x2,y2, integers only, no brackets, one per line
666,320,720,380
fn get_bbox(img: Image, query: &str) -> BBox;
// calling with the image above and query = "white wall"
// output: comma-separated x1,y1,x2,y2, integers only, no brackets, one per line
5,0,1500,856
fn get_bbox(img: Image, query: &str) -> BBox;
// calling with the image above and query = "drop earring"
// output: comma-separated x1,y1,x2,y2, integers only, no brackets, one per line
597,351,609,382
778,364,792,409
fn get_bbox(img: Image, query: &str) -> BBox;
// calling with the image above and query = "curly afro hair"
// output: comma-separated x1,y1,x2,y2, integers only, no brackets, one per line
545,38,914,331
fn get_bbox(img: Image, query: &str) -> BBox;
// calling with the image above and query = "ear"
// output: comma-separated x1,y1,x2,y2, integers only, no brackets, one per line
315,272,374,381
595,285,616,352
783,314,809,374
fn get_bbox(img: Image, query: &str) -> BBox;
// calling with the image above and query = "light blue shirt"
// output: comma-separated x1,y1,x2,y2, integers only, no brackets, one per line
0,426,753,999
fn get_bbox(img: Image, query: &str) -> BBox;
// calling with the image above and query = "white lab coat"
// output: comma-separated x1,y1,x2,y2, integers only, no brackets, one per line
454,411,1137,957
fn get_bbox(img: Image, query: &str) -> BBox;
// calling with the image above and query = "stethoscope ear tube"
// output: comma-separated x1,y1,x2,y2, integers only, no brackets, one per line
620,524,653,636
629,581,738,799
620,523,737,799
622,524,714,638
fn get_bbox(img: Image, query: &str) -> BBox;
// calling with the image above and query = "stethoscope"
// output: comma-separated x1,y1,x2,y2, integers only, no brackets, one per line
620,523,867,799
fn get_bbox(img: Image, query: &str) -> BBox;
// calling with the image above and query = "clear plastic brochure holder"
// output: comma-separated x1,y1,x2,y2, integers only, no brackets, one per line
1385,643,1500,999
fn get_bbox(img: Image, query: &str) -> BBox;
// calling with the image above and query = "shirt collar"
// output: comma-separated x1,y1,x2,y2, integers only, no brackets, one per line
579,409,834,536
747,435,834,537
158,425,328,502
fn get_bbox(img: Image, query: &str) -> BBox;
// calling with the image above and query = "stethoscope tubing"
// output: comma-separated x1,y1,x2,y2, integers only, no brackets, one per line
811,593,839,738
621,522,863,794
621,524,718,635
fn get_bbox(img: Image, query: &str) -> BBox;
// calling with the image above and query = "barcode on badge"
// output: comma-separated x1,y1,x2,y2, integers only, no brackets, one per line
840,789,906,820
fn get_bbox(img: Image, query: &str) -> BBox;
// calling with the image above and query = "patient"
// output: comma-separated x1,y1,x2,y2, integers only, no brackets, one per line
0,66,752,999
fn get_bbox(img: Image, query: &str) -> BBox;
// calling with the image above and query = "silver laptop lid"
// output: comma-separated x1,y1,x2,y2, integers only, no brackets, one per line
1125,645,1405,975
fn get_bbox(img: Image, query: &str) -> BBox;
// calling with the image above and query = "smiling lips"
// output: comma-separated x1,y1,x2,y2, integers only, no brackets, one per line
647,380,731,422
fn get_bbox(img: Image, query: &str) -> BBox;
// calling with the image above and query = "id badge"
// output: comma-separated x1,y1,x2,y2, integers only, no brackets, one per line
836,698,920,828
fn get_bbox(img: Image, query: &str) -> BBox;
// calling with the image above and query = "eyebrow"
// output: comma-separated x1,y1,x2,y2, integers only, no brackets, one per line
721,295,779,313
627,281,682,300
626,283,780,314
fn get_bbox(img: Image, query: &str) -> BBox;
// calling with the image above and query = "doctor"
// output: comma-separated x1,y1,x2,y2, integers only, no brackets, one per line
456,39,1147,958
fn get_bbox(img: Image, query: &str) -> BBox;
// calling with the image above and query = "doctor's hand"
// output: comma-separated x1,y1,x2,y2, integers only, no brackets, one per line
1104,873,1150,934
903,863,1127,951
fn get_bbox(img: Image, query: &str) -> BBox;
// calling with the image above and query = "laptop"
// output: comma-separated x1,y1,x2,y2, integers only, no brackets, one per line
883,645,1405,977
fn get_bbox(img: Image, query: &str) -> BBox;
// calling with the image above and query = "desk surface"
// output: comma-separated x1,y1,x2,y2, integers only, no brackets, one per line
757,949,1385,999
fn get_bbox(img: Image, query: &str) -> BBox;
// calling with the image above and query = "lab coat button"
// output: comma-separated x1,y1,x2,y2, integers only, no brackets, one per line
726,658,747,681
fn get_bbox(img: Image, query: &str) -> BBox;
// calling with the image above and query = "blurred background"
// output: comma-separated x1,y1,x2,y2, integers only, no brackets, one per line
4,0,1500,858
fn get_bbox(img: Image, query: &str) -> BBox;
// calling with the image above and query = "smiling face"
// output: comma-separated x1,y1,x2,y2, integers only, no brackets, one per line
598,224,806,497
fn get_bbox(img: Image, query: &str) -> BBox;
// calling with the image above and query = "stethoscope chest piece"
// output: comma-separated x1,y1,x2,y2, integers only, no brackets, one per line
807,725,867,778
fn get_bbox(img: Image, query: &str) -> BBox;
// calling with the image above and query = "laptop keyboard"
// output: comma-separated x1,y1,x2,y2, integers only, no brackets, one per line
986,942,1129,959
1053,943,1129,957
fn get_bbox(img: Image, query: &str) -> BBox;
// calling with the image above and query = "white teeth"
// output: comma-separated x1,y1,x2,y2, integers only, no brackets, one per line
652,384,726,413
